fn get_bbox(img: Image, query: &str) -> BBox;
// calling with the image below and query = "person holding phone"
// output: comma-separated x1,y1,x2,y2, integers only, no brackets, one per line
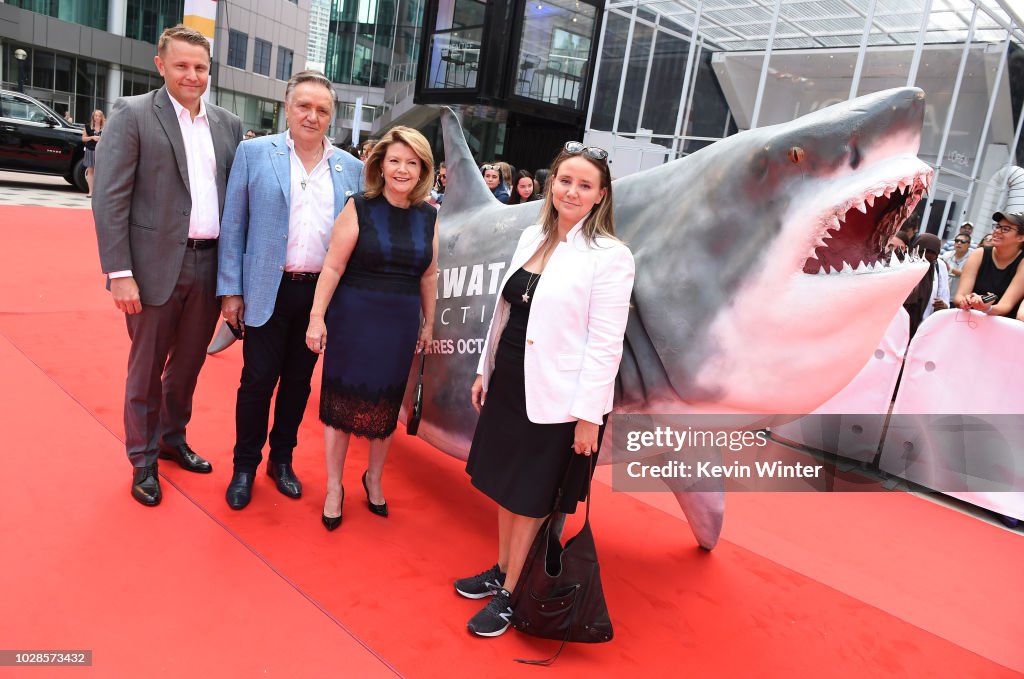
82,109,105,197
455,142,635,637
955,211,1024,318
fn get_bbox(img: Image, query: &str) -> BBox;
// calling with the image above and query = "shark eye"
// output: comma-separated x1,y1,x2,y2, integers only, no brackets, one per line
789,147,804,163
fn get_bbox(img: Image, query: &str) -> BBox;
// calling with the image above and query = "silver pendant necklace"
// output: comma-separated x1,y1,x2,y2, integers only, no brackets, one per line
522,270,540,303
299,145,324,190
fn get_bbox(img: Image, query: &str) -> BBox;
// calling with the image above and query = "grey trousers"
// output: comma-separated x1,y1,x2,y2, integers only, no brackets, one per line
123,247,220,467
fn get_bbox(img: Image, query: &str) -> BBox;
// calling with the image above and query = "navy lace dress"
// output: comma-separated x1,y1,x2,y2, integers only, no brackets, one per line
320,194,435,438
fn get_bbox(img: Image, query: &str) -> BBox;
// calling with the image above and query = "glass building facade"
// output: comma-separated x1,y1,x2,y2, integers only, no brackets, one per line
6,0,109,31
217,89,281,133
324,0,425,87
1,43,108,122
587,0,1024,239
125,0,185,43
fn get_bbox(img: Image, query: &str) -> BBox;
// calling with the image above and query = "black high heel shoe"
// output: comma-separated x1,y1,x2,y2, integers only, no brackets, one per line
362,471,389,518
321,486,344,531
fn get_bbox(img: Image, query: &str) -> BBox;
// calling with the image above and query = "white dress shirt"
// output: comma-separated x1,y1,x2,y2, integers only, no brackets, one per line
109,94,219,280
167,93,220,239
284,131,335,272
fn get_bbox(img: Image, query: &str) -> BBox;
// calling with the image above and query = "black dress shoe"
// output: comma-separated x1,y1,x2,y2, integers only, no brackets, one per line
131,464,162,507
362,470,389,518
158,442,213,473
322,486,344,531
226,471,254,510
267,463,302,498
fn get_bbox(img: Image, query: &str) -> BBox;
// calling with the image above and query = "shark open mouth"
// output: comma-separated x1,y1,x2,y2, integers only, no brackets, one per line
802,169,932,275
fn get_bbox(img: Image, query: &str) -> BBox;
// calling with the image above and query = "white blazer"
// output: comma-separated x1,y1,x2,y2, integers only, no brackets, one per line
477,221,635,425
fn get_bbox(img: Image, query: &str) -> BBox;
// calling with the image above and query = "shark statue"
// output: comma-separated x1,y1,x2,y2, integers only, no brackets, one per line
209,88,932,549
419,88,932,549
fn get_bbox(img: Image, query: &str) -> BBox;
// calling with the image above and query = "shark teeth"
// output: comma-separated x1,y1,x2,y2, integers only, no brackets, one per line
803,165,934,276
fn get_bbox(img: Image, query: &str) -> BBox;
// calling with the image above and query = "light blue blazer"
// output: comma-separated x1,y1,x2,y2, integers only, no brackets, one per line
217,132,364,327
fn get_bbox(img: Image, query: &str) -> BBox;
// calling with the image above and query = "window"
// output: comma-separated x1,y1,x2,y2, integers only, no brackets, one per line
1,94,54,124
423,0,486,89
227,30,248,69
276,47,294,81
10,0,109,31
125,0,183,44
253,39,273,77
512,1,597,109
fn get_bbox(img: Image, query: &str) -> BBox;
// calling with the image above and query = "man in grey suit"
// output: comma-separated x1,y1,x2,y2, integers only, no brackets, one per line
93,25,243,506
218,71,364,509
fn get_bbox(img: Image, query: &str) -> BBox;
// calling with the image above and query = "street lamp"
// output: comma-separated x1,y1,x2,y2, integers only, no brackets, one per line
13,48,27,93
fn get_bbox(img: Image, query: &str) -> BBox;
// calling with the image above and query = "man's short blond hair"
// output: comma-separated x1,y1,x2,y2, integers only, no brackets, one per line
157,25,211,59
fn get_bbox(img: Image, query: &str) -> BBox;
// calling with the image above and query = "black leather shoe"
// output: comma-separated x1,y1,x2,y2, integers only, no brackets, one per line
322,486,344,531
362,470,389,518
267,463,302,498
131,464,161,506
226,471,254,510
158,442,213,473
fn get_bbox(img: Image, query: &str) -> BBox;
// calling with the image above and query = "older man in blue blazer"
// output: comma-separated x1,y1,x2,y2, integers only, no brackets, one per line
217,71,364,509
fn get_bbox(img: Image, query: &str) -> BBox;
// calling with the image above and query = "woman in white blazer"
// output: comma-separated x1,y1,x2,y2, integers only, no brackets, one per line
455,142,635,637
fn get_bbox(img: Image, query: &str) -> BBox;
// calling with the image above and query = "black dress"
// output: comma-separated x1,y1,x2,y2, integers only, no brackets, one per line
465,267,605,518
974,246,1024,317
319,194,435,439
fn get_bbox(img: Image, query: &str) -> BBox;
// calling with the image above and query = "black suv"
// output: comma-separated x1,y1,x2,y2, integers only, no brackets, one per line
0,89,87,192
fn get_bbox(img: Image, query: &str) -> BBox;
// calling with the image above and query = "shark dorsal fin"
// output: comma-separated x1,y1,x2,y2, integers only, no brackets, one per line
440,107,500,214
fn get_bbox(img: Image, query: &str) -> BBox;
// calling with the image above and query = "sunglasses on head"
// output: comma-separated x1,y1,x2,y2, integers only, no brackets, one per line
481,164,498,171
564,141,608,161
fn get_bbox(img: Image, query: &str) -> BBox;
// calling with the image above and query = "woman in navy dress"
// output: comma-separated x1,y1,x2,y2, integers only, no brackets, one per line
306,126,438,530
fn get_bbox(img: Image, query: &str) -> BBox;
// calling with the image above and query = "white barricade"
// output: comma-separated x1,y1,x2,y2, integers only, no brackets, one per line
772,309,909,463
878,309,1024,520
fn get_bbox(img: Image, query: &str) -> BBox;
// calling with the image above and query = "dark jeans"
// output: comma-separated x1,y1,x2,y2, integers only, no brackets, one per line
233,277,320,473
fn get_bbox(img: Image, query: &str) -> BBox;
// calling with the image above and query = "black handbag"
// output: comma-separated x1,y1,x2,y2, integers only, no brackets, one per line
406,352,425,436
509,456,613,665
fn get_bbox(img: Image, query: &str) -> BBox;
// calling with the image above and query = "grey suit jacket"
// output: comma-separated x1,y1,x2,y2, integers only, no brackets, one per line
93,86,243,306
216,133,365,327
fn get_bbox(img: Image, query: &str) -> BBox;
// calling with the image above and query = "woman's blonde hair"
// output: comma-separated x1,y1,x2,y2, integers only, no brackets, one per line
537,148,616,245
91,109,106,128
497,161,513,188
363,126,434,205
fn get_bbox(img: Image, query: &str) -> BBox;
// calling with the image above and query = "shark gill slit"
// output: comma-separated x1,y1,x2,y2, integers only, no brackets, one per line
617,297,681,409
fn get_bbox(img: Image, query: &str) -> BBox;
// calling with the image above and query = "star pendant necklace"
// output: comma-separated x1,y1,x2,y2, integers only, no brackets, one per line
522,271,539,303
521,246,553,303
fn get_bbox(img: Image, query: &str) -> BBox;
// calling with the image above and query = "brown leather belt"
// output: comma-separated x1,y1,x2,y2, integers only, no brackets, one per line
185,238,218,250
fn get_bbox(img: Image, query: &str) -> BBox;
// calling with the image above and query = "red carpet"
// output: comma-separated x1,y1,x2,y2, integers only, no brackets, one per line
1,206,1021,678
